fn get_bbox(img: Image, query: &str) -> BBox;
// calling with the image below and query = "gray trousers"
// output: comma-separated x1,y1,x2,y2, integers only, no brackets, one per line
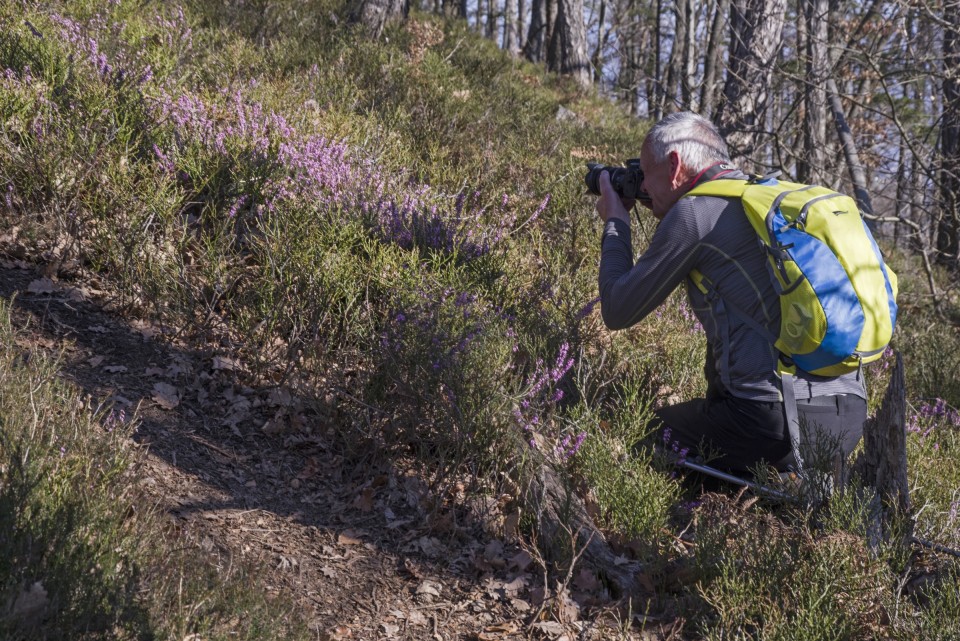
653,390,867,474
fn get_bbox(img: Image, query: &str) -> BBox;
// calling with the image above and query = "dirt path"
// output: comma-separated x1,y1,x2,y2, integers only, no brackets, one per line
1,262,654,640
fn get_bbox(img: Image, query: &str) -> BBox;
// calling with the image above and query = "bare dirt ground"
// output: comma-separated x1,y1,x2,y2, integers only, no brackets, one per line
0,262,666,640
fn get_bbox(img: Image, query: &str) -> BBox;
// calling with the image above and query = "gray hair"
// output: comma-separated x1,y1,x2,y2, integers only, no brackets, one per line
644,112,731,173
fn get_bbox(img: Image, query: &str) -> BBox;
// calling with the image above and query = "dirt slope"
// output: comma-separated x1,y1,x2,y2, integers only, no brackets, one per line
0,262,663,640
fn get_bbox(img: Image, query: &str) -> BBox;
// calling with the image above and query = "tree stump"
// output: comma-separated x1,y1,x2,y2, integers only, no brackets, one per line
527,464,650,597
853,351,912,548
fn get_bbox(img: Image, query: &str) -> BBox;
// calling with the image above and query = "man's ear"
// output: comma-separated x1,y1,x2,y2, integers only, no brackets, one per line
667,150,686,188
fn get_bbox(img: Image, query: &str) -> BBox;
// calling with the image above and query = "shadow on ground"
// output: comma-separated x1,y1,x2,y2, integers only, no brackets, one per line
0,263,580,639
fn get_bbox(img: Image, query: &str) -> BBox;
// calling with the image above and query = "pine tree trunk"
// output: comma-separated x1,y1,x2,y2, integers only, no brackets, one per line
854,352,912,549
664,2,683,114
349,0,410,38
938,0,960,268
524,0,548,62
798,0,828,183
653,0,665,119
547,0,591,88
591,0,607,84
700,0,729,119
504,0,520,53
486,0,498,40
716,0,787,164
681,0,697,110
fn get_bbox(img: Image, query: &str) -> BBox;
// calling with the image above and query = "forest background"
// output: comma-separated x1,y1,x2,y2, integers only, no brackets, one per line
1,0,959,639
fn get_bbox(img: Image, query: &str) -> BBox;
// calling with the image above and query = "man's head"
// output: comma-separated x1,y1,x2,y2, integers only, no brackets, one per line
639,112,731,219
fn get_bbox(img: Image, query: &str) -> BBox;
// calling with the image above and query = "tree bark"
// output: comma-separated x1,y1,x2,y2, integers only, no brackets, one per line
853,352,912,549
504,0,520,53
653,0,665,119
518,0,526,51
681,0,698,110
716,0,787,164
486,0,498,40
700,0,729,119
591,0,608,84
524,0,549,62
547,0,592,88
825,77,876,231
349,0,410,38
528,462,650,597
798,0,829,184
664,1,683,114
937,0,960,269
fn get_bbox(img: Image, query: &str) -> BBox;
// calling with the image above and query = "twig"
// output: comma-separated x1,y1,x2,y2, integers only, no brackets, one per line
912,536,960,559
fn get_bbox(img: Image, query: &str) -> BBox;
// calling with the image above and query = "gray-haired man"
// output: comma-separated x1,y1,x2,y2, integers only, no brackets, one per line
595,112,866,473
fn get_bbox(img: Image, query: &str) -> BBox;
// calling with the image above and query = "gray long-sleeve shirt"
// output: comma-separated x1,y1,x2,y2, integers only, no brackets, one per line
598,176,865,402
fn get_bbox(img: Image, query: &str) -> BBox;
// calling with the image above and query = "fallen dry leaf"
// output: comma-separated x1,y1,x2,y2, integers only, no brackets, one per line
27,278,55,294
353,487,375,512
212,355,238,370
415,580,442,597
152,382,180,409
86,355,105,367
337,529,364,546
529,621,565,636
104,365,128,373
320,625,353,641
406,610,428,626
573,568,601,593
509,549,533,572
479,621,519,639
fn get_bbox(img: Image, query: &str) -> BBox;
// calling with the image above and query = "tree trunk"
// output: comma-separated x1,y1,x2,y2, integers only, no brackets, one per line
484,0,496,39
853,352,912,549
613,1,647,115
504,0,520,53
442,0,466,18
524,0,549,62
826,77,876,231
798,0,829,183
664,1,683,114
700,0,729,119
349,0,410,38
591,0,608,84
518,0,527,52
716,0,787,164
527,462,650,597
653,0,665,119
547,0,591,88
938,0,960,269
681,0,698,110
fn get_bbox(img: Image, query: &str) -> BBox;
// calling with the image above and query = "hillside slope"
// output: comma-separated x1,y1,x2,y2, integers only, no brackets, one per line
2,1,960,639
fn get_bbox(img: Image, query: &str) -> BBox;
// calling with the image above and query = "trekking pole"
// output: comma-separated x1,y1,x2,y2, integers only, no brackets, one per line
677,458,800,504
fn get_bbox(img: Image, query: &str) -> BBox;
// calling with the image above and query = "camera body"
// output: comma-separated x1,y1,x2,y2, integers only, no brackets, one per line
584,158,649,201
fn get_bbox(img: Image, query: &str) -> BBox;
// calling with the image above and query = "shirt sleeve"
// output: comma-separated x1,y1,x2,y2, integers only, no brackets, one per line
598,201,705,330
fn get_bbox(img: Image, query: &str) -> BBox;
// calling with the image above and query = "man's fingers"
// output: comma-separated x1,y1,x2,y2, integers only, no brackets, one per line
598,170,613,194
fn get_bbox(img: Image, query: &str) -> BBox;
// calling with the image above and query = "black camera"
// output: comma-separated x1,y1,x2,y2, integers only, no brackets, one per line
584,158,649,202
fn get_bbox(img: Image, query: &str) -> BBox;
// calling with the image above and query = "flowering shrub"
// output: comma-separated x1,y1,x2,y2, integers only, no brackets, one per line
907,398,960,452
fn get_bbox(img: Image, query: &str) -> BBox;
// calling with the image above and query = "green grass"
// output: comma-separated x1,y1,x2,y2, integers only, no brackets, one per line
0,300,307,639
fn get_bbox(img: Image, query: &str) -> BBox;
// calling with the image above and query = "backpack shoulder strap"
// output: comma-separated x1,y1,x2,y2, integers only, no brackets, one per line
685,179,749,199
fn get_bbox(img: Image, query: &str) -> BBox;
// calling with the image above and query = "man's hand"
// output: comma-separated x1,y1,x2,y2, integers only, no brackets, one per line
595,171,635,224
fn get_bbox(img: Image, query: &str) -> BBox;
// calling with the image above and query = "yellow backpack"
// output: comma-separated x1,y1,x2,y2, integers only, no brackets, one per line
686,175,899,471
686,175,898,377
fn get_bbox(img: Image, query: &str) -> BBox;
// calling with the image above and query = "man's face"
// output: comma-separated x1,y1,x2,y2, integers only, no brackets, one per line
639,141,692,220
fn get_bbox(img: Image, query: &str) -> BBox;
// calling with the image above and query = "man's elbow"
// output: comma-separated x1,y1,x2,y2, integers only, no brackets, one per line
600,304,630,330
